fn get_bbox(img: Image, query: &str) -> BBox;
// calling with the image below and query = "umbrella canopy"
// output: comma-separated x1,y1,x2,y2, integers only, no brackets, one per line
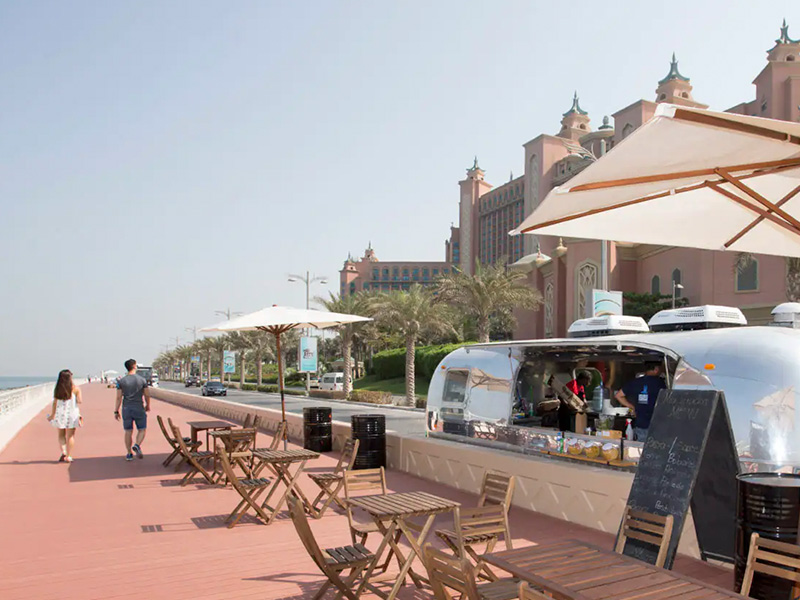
754,386,796,432
511,104,800,257
202,305,371,334
200,306,371,449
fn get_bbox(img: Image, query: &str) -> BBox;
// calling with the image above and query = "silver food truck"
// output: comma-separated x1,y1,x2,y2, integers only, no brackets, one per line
426,304,800,473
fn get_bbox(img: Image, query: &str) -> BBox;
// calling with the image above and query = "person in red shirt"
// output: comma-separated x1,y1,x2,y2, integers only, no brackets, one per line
559,371,591,431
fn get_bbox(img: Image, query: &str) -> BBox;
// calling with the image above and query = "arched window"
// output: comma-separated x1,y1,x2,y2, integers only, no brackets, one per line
672,268,682,298
576,261,599,319
651,275,661,295
736,258,759,292
622,123,634,139
544,282,554,338
659,94,666,101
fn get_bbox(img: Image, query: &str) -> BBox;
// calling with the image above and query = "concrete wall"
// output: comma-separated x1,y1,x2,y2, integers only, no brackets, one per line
150,387,703,560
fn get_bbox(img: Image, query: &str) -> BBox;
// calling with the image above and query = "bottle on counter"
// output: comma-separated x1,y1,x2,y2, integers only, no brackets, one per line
625,418,633,440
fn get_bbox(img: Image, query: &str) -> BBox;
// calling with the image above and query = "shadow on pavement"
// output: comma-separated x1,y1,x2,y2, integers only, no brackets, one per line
66,453,175,482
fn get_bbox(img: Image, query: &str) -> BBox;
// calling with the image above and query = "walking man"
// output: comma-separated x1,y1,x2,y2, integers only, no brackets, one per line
115,358,151,461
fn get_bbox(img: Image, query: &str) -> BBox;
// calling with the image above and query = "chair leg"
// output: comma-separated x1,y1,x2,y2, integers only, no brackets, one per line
313,480,345,519
163,448,180,467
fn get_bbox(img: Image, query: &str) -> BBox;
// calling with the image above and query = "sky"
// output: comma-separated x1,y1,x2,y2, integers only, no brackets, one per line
1,1,798,376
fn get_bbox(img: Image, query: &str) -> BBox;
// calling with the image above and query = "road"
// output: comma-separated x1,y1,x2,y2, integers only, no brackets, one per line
159,382,426,435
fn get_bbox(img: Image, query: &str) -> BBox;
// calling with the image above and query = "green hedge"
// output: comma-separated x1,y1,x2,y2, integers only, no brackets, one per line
370,342,475,380
350,390,393,405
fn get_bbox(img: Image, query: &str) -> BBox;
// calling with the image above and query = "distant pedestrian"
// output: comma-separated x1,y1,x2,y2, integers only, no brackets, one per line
47,369,82,462
114,359,151,461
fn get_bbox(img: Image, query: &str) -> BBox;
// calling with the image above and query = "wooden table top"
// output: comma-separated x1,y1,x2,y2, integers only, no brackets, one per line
187,420,233,430
348,491,459,519
483,540,744,600
252,448,320,463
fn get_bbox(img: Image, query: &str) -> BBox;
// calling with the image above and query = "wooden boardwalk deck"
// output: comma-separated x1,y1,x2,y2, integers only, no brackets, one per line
0,384,734,599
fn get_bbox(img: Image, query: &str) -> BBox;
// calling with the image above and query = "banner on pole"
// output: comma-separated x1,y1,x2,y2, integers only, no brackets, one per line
298,337,318,373
587,289,623,318
223,350,236,374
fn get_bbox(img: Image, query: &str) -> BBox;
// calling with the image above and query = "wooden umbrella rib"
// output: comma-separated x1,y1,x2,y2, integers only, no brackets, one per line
672,108,800,145
724,182,800,247
569,157,800,193
715,169,800,232
707,183,800,239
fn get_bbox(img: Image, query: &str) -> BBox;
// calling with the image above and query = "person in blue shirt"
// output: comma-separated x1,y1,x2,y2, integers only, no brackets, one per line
615,362,667,443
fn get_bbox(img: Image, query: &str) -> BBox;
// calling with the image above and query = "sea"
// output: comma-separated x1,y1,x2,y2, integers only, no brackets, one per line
0,376,55,391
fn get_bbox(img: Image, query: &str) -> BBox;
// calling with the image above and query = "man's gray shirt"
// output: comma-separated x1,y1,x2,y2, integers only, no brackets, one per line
117,374,147,409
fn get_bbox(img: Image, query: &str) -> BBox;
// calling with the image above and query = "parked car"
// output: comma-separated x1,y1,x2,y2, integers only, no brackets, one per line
319,372,344,392
201,381,227,396
309,376,320,389
185,375,200,387
151,373,159,388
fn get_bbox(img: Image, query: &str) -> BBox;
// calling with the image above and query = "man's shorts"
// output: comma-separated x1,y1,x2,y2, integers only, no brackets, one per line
122,406,147,431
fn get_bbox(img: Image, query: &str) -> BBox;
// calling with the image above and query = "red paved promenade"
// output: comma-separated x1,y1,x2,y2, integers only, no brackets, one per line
0,384,734,599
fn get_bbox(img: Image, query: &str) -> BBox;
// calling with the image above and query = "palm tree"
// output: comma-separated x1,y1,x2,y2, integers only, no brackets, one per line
204,335,228,381
316,291,370,396
227,332,253,387
436,259,543,343
195,337,215,380
368,285,455,405
243,330,274,385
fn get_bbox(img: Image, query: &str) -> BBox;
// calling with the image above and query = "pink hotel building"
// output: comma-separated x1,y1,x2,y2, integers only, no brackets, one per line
342,23,800,337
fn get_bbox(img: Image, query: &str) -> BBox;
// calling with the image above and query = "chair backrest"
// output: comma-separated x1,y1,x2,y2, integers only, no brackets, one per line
455,504,510,548
218,428,257,455
243,414,254,428
288,496,328,572
334,439,360,474
479,471,515,508
518,583,553,600
614,506,674,569
270,421,287,450
424,544,481,600
740,532,800,596
157,415,176,445
252,414,265,430
343,467,387,497
170,423,193,457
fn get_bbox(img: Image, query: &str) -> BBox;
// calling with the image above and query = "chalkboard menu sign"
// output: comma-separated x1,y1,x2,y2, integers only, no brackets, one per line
623,389,739,569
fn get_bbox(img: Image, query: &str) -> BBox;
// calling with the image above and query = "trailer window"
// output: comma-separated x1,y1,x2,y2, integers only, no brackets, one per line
443,370,469,403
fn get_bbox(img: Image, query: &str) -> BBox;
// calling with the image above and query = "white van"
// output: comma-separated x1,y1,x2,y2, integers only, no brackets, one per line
319,372,344,391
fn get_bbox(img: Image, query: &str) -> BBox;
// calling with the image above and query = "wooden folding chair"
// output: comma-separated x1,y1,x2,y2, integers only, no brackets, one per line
436,471,515,580
252,414,265,430
171,423,216,486
309,438,360,518
423,544,519,600
740,532,800,597
212,427,257,483
157,415,201,467
519,583,555,599
254,420,287,453
243,413,254,428
218,448,272,528
288,496,374,600
614,506,674,569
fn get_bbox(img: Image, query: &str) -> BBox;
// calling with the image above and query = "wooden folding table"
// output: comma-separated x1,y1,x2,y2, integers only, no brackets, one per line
483,539,746,600
251,448,320,524
210,428,257,483
187,419,233,451
350,491,460,600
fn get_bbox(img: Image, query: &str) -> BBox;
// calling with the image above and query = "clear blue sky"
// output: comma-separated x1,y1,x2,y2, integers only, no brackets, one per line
1,1,797,376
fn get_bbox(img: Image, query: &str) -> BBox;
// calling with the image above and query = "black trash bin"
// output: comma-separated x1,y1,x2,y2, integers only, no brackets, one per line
303,407,332,453
735,473,800,599
351,414,385,470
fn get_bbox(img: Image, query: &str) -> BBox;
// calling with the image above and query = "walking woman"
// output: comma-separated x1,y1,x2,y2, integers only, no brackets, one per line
47,369,82,462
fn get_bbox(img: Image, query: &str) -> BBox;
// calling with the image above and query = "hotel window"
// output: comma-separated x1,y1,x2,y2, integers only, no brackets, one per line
672,268,682,297
736,258,758,292
402,268,409,281
443,268,450,275
412,268,419,281
392,267,399,280
422,268,429,280
651,275,660,295
433,268,439,277
349,282,356,295
372,268,379,280
382,283,389,290
382,268,389,280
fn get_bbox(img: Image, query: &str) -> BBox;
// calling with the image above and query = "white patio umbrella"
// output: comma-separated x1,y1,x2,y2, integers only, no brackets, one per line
511,104,800,257
201,306,372,449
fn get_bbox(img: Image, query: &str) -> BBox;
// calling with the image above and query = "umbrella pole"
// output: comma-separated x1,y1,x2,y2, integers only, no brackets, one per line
274,331,288,451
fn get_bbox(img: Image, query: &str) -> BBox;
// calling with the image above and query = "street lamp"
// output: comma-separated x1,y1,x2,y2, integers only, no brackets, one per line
288,271,329,393
672,281,684,309
185,326,198,342
215,308,243,321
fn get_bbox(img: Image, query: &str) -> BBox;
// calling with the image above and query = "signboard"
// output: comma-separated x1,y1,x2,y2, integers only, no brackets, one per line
191,355,200,364
298,336,318,373
223,350,236,374
586,289,623,318
622,389,739,568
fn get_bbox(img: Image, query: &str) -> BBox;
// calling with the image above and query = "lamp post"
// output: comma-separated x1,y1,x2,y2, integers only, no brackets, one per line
288,271,328,393
672,281,684,309
185,326,198,342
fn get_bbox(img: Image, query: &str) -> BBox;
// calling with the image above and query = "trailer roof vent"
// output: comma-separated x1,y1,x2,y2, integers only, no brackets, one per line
648,305,747,332
567,315,649,338
771,302,800,329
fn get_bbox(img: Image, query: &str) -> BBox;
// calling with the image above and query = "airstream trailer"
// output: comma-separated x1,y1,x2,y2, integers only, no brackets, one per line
427,316,800,473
